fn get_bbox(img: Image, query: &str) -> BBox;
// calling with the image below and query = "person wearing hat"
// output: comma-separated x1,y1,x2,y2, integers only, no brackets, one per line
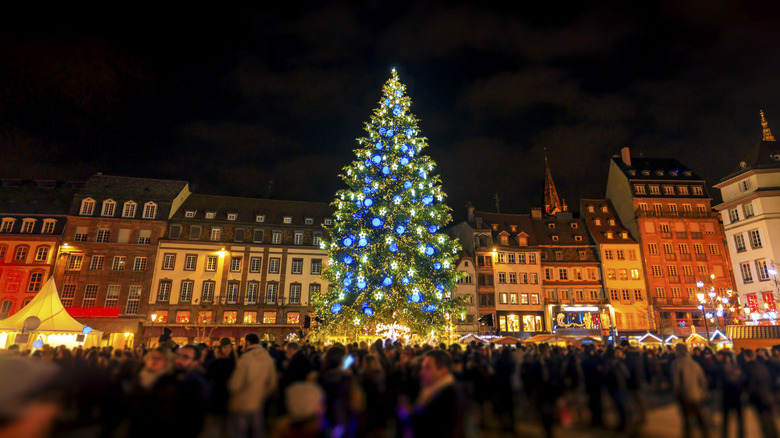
204,338,237,438
0,357,60,438
272,382,327,438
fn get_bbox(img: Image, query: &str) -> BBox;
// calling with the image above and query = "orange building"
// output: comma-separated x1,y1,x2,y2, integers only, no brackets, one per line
607,148,736,337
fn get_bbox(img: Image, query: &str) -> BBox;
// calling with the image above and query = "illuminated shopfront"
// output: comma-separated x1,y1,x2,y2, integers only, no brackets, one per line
497,311,545,336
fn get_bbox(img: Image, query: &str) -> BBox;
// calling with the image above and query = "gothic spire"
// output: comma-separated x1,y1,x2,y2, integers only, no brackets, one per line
544,153,566,216
761,109,775,141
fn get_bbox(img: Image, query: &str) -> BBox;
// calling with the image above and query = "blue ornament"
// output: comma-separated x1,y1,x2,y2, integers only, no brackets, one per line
364,198,373,207
364,176,372,183
353,212,363,220
364,159,372,167
402,277,410,285
400,157,409,166
405,128,413,137
401,144,408,152
389,242,398,252
383,277,393,287
433,262,442,270
423,305,437,312
363,307,374,316
384,99,391,106
346,271,354,278
379,127,387,135
372,217,384,228
396,225,405,235
372,154,382,164
343,255,353,265
386,129,394,137
393,106,401,116
342,237,353,246
331,303,342,314
411,291,421,303
393,195,401,204
357,279,367,289
436,283,445,291
395,90,403,97
422,195,434,205
375,142,383,150
403,181,412,189
358,238,368,247
33,340,44,349
419,170,426,178
82,326,92,334
382,166,390,175
343,278,352,287
428,225,437,233
363,186,371,194
426,246,435,256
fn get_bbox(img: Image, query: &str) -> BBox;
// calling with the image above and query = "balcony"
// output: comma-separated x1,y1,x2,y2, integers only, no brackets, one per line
680,253,691,261
664,254,676,261
635,209,718,219
668,275,681,283
683,275,696,284
661,232,673,239
691,232,703,239
676,232,688,239
695,254,707,261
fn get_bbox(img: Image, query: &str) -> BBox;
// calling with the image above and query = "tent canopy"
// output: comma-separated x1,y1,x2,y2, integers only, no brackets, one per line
492,336,522,345
523,334,577,345
1,278,84,333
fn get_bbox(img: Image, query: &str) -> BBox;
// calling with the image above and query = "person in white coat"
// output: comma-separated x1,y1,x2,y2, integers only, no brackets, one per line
228,333,278,438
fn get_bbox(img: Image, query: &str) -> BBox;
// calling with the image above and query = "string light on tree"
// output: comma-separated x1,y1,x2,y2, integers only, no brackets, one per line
312,68,466,337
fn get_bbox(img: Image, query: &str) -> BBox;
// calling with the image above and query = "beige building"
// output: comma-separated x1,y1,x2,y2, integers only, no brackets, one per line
147,194,332,344
581,199,651,334
452,255,478,335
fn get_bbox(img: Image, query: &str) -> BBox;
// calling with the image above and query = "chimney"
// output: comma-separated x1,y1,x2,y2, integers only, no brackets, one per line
466,201,475,222
620,147,631,166
531,208,542,219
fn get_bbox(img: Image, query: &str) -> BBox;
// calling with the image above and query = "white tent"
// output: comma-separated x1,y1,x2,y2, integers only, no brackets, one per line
0,278,102,349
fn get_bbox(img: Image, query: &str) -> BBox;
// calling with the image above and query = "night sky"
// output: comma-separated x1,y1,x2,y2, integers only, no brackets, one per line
2,2,780,221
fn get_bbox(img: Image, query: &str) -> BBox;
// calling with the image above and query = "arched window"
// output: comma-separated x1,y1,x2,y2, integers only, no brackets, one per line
27,272,44,292
142,202,157,219
123,201,137,218
34,245,50,262
101,199,116,216
13,245,29,262
80,198,95,215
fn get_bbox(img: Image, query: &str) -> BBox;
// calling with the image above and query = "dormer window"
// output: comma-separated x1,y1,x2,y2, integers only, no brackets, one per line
142,202,158,219
283,216,293,224
42,219,56,234
123,201,137,218
649,185,660,195
492,224,499,231
587,205,594,212
21,219,35,233
622,232,628,239
0,218,14,232
606,231,613,239
628,170,636,176
548,223,555,229
101,199,116,217
324,218,332,225
609,219,616,226
683,170,693,176
570,223,578,228
678,186,689,195
256,214,265,223
227,213,238,221
185,210,196,218
500,235,508,245
551,235,559,241
655,170,664,176
80,198,95,216
594,219,601,226
574,235,583,241
692,186,704,196
205,212,216,219
641,170,651,176
510,225,517,232
305,217,314,225
669,170,678,176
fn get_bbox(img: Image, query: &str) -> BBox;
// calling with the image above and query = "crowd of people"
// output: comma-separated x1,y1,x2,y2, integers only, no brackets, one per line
1,335,779,438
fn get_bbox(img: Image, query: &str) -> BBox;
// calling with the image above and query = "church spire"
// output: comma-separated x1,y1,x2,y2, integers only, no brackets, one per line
761,110,775,141
544,153,566,216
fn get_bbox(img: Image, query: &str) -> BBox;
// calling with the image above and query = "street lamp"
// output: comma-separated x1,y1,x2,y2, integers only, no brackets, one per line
148,313,158,348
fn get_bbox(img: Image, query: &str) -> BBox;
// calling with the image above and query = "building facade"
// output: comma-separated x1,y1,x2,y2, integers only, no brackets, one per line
55,174,191,348
452,255,478,336
607,148,736,336
714,112,780,323
146,194,332,344
581,199,651,334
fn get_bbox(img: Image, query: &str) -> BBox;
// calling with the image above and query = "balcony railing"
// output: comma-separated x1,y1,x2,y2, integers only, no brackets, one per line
695,254,707,261
683,275,696,284
664,254,676,261
676,232,688,239
661,232,673,239
691,232,703,239
635,209,718,219
668,275,681,283
680,253,691,261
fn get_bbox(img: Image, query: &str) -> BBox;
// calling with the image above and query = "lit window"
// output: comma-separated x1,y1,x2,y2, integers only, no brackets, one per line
223,311,237,324
244,311,257,324
263,311,277,324
34,246,49,262
101,200,116,217
283,216,292,224
286,312,300,325
176,311,190,323
105,285,120,307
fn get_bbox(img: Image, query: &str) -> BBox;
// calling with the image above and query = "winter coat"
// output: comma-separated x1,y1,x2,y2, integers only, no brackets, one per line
671,355,707,403
228,344,278,413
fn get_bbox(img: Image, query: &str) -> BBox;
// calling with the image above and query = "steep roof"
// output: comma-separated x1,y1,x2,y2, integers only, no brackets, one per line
719,140,780,182
580,198,636,245
611,156,704,182
469,211,539,247
79,174,188,200
172,194,333,225
530,215,590,246
1,278,84,333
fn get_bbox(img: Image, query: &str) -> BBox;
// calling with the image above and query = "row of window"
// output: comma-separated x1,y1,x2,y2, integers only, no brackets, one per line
66,254,147,272
0,245,51,264
644,221,715,236
636,202,708,217
490,252,538,264
72,227,155,244
605,268,641,281
0,218,57,234
497,292,541,305
183,210,331,227
608,289,644,302
159,253,322,275
544,289,603,301
498,314,544,332
170,225,322,246
633,184,704,196
653,286,728,300
733,230,762,252
739,259,774,283
60,284,140,312
156,279,320,305
603,249,637,260
650,264,716,280
80,198,157,219
543,267,599,281
496,272,540,284
647,242,720,256
153,309,302,325
728,202,755,224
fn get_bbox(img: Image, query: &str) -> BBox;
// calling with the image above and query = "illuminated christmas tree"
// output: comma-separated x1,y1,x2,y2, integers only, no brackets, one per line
314,69,465,338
